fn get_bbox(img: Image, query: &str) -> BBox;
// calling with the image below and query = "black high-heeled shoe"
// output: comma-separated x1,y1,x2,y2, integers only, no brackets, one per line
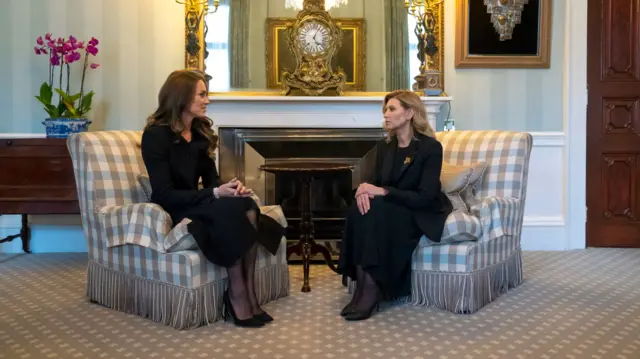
222,290,264,328
253,311,274,323
340,302,356,316
343,301,380,321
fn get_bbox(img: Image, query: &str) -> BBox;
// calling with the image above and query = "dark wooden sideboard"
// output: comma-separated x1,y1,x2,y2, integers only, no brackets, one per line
0,138,80,252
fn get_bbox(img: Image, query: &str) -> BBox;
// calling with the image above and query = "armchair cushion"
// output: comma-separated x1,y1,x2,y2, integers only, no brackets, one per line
98,203,191,253
418,210,482,247
138,174,152,201
440,161,487,212
441,210,482,243
470,196,522,242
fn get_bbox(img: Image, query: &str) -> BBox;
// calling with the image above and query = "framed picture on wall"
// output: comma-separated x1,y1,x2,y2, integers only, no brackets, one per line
455,0,552,68
265,17,366,91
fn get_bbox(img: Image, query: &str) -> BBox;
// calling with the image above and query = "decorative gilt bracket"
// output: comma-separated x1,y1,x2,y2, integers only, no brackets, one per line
404,0,445,96
177,0,219,84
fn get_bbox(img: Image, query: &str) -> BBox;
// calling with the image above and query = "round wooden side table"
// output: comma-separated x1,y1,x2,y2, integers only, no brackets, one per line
259,162,354,292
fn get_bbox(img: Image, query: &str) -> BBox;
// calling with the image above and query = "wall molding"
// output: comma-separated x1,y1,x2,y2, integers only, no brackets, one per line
563,0,587,250
528,131,565,147
523,216,565,227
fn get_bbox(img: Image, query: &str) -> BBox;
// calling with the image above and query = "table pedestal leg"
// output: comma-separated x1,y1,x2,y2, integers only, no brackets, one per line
0,214,31,253
300,174,313,292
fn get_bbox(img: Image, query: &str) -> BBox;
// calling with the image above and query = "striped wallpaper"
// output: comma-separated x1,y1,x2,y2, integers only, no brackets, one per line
0,0,184,133
0,0,564,133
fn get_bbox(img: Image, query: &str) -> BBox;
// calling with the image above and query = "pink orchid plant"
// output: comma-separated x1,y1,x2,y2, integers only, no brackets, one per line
34,33,100,118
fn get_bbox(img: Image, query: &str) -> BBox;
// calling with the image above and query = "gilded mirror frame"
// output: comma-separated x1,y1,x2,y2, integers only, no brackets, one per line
183,1,447,96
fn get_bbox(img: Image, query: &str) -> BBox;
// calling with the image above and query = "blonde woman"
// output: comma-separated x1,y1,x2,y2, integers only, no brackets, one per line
337,90,452,321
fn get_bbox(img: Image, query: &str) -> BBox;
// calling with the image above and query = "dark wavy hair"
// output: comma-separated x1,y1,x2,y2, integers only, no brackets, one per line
145,69,218,159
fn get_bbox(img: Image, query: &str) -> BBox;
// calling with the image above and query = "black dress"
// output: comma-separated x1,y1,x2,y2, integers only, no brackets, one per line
338,135,452,299
141,125,285,268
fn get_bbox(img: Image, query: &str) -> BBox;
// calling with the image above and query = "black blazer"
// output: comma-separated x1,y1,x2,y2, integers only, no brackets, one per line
369,134,452,242
140,125,223,215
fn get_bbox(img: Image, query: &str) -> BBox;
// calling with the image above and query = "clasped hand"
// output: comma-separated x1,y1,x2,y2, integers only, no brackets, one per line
217,178,253,198
354,183,386,215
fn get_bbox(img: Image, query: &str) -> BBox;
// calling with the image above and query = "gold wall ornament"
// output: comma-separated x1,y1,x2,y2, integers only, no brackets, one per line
176,0,219,84
281,0,347,96
404,0,445,97
484,0,529,41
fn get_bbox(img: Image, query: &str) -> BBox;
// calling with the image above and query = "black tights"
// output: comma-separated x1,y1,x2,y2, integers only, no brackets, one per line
346,265,380,311
226,210,264,320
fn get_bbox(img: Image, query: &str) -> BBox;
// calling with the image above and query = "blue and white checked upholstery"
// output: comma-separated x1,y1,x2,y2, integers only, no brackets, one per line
407,131,532,313
412,130,531,271
67,130,289,290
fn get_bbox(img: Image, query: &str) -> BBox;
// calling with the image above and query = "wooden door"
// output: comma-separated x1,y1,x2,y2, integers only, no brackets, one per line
586,0,640,247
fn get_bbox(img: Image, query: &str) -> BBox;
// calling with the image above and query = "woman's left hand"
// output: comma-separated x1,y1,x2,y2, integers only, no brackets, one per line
355,183,387,197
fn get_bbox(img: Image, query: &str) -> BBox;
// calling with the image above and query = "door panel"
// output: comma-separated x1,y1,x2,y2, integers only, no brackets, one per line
601,0,639,81
587,0,640,247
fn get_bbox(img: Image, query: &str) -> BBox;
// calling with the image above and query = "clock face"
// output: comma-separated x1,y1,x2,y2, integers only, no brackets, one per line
298,21,330,55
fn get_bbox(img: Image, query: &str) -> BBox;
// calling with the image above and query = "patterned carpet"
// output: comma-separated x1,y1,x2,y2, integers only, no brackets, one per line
1,249,640,359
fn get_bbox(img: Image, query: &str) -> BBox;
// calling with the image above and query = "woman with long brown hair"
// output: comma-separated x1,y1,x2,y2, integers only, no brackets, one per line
337,90,452,321
141,70,285,328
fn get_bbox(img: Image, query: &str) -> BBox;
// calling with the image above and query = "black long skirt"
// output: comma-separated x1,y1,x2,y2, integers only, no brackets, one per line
337,197,423,299
172,196,286,268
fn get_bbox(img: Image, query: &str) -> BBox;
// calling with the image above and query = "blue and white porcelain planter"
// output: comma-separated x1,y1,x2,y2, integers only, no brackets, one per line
42,117,92,138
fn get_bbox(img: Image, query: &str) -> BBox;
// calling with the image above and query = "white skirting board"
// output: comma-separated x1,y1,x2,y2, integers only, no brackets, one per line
0,131,568,253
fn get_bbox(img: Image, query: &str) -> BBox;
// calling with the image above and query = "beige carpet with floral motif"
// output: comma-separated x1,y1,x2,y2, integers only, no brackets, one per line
1,249,640,359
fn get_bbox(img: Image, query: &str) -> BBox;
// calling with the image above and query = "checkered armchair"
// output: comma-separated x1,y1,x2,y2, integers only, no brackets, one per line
66,131,290,330
411,130,533,313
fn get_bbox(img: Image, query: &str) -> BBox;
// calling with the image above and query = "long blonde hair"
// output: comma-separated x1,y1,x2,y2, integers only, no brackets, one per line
145,69,218,159
383,90,436,140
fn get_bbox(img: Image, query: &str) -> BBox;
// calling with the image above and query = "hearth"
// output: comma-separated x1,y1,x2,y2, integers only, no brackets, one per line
217,128,384,262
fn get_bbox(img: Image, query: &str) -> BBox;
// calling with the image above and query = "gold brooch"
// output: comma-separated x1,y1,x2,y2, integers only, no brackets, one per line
404,156,411,164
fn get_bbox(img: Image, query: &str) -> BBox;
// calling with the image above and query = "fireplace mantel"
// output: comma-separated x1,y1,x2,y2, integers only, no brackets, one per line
207,94,452,130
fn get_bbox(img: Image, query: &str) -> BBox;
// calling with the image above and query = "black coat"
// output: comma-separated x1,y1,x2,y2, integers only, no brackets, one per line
370,134,452,243
140,125,284,267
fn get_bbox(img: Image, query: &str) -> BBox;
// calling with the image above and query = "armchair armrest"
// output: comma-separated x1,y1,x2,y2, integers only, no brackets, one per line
98,203,173,251
470,196,522,242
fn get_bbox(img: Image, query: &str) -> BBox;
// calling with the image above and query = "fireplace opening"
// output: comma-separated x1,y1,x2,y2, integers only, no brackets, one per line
218,128,385,262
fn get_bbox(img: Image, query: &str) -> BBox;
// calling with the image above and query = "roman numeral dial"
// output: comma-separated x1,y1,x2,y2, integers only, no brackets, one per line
298,21,329,55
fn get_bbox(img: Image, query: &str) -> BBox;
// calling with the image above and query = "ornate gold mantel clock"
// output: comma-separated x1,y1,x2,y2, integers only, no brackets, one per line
281,0,346,96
